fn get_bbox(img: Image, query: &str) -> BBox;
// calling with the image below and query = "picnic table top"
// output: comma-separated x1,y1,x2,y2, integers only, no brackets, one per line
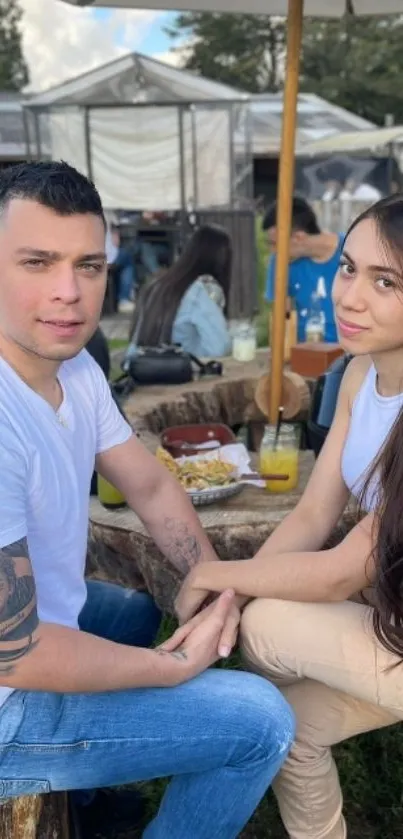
90,450,315,535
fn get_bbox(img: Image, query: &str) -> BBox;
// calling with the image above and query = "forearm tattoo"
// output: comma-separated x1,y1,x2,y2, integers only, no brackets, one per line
161,518,202,575
157,649,188,662
0,537,39,674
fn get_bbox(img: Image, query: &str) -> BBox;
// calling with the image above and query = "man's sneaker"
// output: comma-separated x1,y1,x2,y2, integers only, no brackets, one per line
118,300,135,314
71,787,147,837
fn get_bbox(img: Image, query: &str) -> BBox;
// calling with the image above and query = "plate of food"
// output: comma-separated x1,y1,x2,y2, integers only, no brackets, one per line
156,445,244,506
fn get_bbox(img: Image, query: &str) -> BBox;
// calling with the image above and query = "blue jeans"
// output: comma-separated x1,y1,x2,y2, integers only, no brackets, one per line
0,580,295,838
114,248,137,303
115,242,160,302
138,240,160,277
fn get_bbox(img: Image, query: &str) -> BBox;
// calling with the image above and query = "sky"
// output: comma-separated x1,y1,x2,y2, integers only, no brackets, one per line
20,0,183,92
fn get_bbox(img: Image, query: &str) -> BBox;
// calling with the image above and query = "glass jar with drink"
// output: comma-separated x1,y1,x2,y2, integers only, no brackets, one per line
97,475,127,510
232,321,257,362
305,291,325,343
259,423,300,493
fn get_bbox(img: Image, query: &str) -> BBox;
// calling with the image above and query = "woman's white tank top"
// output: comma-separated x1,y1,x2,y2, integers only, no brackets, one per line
341,364,403,507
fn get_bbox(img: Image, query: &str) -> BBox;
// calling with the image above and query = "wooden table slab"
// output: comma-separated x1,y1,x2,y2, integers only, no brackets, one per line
87,452,359,615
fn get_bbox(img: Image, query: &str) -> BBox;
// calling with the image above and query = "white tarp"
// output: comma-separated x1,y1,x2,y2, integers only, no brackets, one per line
61,0,403,16
303,125,403,156
48,105,230,210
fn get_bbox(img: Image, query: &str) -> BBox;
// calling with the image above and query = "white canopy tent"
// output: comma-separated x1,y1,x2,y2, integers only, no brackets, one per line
26,53,251,212
304,125,403,156
60,1,403,15
250,93,374,156
60,0,403,422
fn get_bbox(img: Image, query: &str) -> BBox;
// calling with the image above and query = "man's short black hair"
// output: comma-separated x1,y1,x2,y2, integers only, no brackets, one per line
0,160,105,225
262,195,321,235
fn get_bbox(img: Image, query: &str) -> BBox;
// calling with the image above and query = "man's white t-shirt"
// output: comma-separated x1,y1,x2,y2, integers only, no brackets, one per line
0,349,132,707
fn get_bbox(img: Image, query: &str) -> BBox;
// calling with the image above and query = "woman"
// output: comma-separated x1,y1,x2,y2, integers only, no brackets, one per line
127,224,232,358
173,194,403,839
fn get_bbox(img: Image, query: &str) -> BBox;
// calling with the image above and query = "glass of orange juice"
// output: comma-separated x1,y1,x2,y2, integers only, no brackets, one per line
259,424,299,493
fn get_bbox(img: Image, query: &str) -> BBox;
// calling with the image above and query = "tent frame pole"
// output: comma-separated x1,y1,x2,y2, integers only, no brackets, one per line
269,0,304,424
84,106,93,180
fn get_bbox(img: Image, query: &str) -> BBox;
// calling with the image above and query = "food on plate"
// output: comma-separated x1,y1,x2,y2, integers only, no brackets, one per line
156,446,236,491
156,446,179,476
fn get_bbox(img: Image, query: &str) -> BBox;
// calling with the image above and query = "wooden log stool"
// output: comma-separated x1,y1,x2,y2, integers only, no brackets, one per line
0,792,71,838
254,370,311,421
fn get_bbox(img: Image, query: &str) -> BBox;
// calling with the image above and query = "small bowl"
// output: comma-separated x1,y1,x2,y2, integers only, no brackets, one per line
160,423,236,459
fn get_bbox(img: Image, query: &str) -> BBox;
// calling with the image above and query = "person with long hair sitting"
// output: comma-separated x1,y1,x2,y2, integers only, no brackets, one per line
174,194,403,839
127,224,232,358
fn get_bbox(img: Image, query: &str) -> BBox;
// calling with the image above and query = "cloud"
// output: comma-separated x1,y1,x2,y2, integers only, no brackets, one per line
20,0,162,91
152,46,191,67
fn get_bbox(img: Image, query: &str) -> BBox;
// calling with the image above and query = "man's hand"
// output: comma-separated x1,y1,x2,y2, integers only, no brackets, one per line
158,589,236,683
166,598,241,660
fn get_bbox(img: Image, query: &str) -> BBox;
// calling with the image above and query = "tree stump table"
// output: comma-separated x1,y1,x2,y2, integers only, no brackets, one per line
88,452,356,613
87,362,353,608
0,793,70,839
121,349,311,453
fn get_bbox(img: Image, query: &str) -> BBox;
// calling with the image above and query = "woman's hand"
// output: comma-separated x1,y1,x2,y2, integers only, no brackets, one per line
164,596,241,660
175,566,211,624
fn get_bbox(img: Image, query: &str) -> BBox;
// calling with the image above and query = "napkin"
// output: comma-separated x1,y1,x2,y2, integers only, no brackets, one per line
178,442,265,487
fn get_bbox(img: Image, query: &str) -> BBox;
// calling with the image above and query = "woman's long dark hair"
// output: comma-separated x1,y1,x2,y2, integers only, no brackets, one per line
352,195,403,659
129,224,232,345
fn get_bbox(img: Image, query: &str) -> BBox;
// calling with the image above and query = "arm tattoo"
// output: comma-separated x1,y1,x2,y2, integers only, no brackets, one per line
0,537,39,674
162,517,202,574
157,648,188,662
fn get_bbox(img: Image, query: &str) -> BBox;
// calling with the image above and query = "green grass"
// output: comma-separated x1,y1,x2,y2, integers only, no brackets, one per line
108,338,129,351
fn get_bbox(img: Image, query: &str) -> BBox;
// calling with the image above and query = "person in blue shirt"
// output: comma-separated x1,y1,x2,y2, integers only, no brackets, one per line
127,224,232,358
263,196,343,343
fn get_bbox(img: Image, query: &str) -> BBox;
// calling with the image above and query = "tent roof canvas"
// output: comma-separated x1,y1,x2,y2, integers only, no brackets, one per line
59,1,403,17
25,51,375,156
249,93,374,155
303,124,403,155
27,51,245,108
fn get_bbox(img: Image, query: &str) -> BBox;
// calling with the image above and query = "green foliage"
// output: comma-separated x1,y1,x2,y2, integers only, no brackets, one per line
0,0,29,91
300,15,403,125
255,215,270,305
166,13,286,93
255,215,271,348
167,13,403,125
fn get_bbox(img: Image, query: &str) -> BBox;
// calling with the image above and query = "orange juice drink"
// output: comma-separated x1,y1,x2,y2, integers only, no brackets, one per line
259,446,299,493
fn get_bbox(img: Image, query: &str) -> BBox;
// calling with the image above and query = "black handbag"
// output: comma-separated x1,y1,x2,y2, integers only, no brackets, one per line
127,343,193,386
119,301,222,387
123,344,222,386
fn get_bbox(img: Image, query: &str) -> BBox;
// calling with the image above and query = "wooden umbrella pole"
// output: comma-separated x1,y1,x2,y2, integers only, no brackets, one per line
269,0,304,424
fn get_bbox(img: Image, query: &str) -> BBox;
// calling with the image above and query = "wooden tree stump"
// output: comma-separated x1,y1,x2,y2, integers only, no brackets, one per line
88,452,358,614
254,370,311,421
0,792,70,839
120,350,308,451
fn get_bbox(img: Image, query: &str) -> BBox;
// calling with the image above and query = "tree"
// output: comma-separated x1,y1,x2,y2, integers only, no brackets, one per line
0,0,29,91
168,12,403,126
300,15,403,126
166,13,286,93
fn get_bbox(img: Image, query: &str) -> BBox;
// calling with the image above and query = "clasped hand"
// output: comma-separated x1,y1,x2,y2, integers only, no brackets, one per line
173,566,240,660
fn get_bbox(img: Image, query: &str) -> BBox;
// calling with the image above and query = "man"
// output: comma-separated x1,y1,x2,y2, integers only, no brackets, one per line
106,221,160,315
263,196,343,343
0,161,294,838
105,223,137,314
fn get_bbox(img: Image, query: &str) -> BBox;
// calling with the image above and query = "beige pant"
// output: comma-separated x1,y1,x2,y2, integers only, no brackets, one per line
240,598,403,839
